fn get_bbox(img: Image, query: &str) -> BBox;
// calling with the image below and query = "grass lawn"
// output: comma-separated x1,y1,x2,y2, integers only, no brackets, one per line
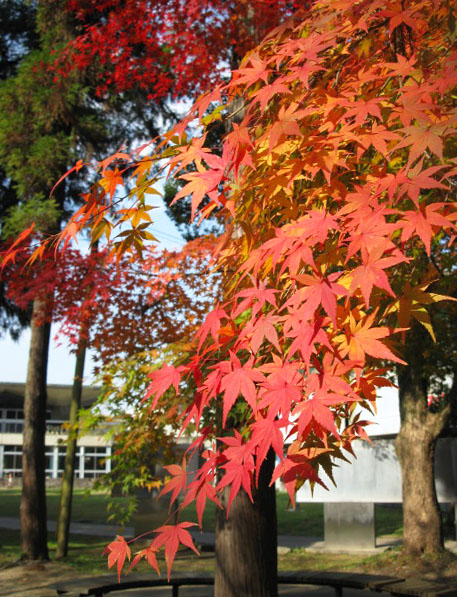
0,487,127,525
0,487,404,536
181,491,404,537
2,489,457,592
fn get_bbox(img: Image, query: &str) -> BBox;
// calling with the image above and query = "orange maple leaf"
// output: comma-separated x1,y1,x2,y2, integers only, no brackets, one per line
336,312,405,364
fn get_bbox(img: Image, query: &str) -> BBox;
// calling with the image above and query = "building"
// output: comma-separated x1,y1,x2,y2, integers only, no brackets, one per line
0,382,111,480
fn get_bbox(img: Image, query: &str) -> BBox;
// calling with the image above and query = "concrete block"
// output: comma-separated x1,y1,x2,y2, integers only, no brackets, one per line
324,502,375,549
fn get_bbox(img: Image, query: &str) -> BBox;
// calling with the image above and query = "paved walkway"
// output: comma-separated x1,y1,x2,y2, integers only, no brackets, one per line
3,515,457,555
0,516,406,554
0,516,130,538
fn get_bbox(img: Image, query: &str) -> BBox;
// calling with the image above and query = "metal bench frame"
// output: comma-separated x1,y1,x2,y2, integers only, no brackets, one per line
53,570,457,597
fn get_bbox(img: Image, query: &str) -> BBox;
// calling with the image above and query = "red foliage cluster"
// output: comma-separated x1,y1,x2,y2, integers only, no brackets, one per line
59,0,300,98
2,236,220,364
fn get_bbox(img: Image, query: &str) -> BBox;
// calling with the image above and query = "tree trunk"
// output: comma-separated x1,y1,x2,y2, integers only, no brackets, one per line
20,296,51,560
395,364,449,557
55,334,87,559
215,448,278,597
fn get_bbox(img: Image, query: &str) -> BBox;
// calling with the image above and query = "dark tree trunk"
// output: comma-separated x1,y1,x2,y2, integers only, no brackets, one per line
215,448,278,597
20,296,51,560
395,364,449,557
55,335,87,559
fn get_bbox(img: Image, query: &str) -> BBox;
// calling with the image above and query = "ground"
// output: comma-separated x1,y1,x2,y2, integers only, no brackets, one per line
2,538,457,596
1,488,456,595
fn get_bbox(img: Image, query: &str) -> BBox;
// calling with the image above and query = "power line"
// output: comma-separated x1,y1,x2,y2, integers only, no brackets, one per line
150,227,185,245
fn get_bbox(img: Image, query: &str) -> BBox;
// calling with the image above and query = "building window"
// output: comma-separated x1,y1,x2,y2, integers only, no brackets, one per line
56,446,82,477
83,447,109,478
3,445,22,477
1,443,111,479
1,410,24,433
0,408,53,433
45,448,54,478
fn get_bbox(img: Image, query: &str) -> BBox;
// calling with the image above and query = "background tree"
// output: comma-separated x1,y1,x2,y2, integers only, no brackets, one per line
0,0,164,559
389,242,457,555
58,0,297,99
0,0,38,337
4,235,222,555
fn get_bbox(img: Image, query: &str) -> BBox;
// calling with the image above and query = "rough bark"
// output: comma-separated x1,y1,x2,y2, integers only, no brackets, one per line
20,296,51,560
215,12,278,589
395,364,449,557
215,448,278,597
55,334,87,559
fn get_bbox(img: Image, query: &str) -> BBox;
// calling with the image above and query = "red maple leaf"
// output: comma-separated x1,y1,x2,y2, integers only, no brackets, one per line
233,283,278,318
197,307,228,350
350,245,406,305
337,313,406,365
103,535,131,581
243,313,281,354
267,102,306,150
383,53,419,78
129,543,160,575
258,377,301,418
251,416,286,482
293,397,340,439
144,364,186,409
396,123,446,166
159,459,188,506
215,432,256,512
290,208,339,245
219,353,265,425
271,455,327,507
174,167,223,220
233,54,271,87
285,315,331,371
286,271,347,324
251,81,291,112
183,473,222,529
152,522,199,580
400,203,453,255
342,96,383,126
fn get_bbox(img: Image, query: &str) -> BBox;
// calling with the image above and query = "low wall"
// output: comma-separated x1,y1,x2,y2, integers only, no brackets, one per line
0,477,96,489
296,437,457,504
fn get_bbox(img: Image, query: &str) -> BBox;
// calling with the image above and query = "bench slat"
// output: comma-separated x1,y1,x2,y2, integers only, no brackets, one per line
383,580,457,597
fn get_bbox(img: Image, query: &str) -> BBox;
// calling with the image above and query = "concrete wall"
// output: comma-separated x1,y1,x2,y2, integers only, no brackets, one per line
296,437,457,503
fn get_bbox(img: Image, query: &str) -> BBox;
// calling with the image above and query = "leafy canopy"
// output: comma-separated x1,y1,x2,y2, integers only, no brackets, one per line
7,0,457,579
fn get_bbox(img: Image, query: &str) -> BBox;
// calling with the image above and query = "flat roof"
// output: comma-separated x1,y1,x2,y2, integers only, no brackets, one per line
0,382,101,407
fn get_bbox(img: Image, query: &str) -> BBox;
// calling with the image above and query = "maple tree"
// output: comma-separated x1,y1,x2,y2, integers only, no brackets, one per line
8,0,457,589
